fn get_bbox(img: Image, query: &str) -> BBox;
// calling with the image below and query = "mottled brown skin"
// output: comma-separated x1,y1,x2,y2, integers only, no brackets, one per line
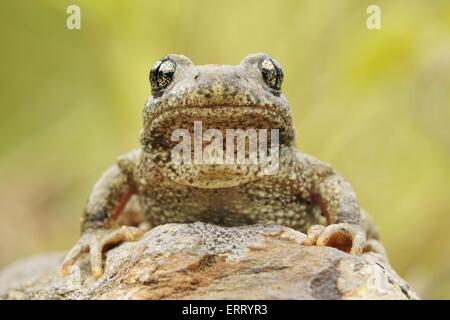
61,53,384,279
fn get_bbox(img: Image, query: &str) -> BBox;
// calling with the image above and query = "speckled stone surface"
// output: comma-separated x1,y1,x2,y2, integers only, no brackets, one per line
0,223,417,300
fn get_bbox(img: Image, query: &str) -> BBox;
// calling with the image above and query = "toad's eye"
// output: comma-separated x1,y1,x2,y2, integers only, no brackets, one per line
149,57,176,95
259,57,283,92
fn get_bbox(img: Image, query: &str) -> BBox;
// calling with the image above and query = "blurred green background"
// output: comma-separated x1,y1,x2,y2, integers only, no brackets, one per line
1,0,449,299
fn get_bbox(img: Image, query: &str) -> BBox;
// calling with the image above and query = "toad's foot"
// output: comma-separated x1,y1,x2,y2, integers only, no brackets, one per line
304,223,365,255
60,225,147,279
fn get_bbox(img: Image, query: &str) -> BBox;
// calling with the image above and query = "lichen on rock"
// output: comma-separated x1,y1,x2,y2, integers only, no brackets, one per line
0,223,418,300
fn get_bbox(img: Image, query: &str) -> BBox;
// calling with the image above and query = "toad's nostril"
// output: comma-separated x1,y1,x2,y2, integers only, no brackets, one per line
194,73,199,80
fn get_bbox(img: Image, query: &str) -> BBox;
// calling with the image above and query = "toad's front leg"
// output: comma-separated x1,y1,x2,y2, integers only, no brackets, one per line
60,156,146,279
288,152,366,255
304,170,366,255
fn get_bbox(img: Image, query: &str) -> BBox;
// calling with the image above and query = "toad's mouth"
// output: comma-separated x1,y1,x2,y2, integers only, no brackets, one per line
142,104,294,149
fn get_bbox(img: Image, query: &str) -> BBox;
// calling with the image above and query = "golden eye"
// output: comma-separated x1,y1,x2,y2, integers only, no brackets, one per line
149,57,176,96
259,57,283,91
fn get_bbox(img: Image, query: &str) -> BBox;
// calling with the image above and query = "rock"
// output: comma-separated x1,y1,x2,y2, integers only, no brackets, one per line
0,223,418,300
